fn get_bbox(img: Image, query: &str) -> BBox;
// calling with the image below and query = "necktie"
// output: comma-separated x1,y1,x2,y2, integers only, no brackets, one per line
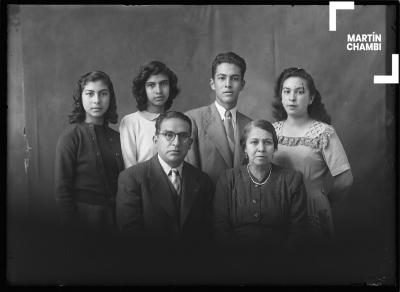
224,110,235,154
169,168,181,195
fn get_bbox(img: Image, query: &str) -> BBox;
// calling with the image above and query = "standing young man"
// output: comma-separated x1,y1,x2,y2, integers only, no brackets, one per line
185,52,252,185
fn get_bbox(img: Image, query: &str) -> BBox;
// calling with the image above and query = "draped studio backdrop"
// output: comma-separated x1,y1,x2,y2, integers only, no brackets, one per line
7,4,397,285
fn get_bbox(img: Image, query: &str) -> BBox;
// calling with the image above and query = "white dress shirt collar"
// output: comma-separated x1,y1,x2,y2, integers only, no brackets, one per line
214,100,237,124
158,154,184,177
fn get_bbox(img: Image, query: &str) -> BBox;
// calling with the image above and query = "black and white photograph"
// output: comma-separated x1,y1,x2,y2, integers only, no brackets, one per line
6,2,399,286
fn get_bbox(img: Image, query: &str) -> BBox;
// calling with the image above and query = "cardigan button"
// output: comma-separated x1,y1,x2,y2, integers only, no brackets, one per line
96,152,100,156
254,212,259,218
252,199,257,204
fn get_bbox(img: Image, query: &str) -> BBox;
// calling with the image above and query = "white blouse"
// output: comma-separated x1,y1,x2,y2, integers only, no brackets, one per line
119,111,160,168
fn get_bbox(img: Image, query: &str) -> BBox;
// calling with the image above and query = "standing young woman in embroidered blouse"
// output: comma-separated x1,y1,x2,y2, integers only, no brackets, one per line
55,71,124,231
272,67,353,241
119,61,180,168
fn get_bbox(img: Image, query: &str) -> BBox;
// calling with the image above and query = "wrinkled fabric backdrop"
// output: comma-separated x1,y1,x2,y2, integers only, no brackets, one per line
8,5,397,284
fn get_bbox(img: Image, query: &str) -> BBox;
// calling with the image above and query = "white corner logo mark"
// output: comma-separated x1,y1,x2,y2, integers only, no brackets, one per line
329,1,354,31
374,54,399,84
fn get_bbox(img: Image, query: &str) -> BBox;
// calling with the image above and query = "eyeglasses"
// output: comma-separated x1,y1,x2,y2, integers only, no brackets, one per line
159,131,191,143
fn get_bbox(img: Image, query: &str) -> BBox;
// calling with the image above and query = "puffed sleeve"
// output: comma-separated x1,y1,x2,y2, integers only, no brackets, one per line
119,115,137,169
54,127,78,225
322,126,351,177
213,170,235,245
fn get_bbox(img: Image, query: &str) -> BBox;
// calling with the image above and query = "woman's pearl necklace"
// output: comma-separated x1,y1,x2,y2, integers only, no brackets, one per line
246,164,272,186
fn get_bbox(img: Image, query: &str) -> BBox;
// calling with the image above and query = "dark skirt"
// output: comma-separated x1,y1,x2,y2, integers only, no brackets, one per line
75,201,116,232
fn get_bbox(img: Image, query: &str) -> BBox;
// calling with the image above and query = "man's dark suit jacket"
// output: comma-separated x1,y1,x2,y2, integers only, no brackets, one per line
116,155,214,243
185,102,252,186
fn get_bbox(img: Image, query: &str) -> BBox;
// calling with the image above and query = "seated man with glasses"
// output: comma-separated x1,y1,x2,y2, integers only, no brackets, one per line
116,111,214,247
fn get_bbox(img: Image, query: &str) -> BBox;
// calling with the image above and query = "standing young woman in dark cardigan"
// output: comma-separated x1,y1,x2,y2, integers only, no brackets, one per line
55,71,124,231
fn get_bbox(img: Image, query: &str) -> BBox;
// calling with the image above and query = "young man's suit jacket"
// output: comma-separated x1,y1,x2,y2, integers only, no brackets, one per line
116,155,214,243
185,102,252,186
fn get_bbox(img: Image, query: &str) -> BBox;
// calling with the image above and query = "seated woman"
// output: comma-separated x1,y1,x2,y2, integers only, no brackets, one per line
213,120,309,251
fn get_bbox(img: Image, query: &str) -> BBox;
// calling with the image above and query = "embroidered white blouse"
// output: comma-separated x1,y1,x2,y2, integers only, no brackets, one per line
272,120,351,236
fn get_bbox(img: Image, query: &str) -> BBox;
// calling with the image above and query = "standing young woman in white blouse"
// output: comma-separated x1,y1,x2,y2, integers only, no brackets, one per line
271,67,353,243
119,61,180,168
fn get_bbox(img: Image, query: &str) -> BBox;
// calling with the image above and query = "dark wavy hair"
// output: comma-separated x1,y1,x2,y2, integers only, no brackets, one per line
69,70,118,124
211,52,247,80
132,61,180,111
240,120,278,165
272,67,331,124
155,111,192,137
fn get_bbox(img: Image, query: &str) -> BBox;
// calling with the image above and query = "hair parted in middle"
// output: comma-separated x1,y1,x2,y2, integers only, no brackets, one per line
272,67,331,124
155,111,192,137
211,52,247,80
132,60,180,112
240,120,278,164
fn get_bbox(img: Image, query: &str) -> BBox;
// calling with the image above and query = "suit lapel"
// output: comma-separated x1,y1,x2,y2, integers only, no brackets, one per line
148,156,178,220
180,163,201,228
204,103,233,168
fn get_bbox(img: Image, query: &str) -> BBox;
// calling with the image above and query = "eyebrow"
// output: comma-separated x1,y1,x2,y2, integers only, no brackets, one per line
146,79,169,84
170,131,189,134
83,88,109,92
282,86,304,90
216,73,240,77
249,137,273,140
161,130,190,135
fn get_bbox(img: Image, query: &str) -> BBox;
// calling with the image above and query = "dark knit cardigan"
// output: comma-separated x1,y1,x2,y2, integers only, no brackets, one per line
55,122,124,222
